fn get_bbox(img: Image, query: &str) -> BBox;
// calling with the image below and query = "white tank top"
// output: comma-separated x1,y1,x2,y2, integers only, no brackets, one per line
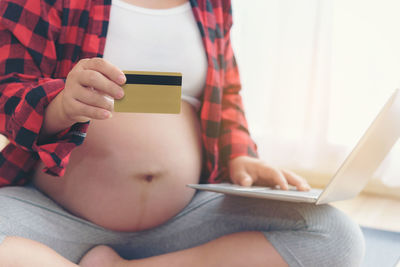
103,0,208,110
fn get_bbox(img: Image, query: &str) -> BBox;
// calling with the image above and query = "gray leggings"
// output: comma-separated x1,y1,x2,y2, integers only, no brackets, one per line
0,184,365,266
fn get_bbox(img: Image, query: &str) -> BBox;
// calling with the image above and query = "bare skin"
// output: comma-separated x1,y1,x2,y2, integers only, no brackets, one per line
0,237,78,267
79,232,289,267
0,0,310,266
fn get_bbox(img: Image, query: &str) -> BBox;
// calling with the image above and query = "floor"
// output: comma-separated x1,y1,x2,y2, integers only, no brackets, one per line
331,193,400,232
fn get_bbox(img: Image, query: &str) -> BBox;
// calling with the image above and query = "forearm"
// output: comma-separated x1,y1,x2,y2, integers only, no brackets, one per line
219,31,258,168
220,93,258,169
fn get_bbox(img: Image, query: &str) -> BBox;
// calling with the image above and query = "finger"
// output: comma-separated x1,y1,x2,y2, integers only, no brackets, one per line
259,166,289,190
80,57,126,85
78,70,124,99
71,98,112,121
231,172,254,187
75,86,114,112
282,170,311,191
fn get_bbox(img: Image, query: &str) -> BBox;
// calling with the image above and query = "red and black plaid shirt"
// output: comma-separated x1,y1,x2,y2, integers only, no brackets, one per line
0,0,257,186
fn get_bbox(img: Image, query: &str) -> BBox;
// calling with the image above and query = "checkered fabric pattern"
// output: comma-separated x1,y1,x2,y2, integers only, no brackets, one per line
0,0,257,186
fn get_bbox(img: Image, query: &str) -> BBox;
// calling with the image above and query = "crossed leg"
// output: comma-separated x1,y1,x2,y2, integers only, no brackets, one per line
0,185,365,267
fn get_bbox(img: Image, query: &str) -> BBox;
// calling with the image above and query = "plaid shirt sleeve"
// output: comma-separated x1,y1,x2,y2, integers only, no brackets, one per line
0,0,88,186
218,2,258,175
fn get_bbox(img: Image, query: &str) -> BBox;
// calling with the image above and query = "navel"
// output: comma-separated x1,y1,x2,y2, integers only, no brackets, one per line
145,174,154,183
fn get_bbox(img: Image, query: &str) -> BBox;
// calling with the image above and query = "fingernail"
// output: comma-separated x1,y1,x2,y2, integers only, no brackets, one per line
103,110,112,119
117,74,126,84
242,177,253,187
117,90,124,99
299,183,310,191
104,95,114,105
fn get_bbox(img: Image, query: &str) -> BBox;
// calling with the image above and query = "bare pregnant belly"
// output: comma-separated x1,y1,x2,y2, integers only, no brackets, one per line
33,102,202,232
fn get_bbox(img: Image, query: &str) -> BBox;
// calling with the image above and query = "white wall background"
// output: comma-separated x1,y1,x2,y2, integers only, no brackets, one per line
230,0,400,186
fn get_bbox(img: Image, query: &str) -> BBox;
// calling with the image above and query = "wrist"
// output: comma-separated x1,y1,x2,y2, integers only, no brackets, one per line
228,155,248,166
39,92,75,142
54,91,76,127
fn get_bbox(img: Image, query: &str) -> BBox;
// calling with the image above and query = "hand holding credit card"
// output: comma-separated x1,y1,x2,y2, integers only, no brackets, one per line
114,71,182,114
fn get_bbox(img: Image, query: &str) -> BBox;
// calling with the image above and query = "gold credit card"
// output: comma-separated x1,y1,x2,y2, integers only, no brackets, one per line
114,71,182,114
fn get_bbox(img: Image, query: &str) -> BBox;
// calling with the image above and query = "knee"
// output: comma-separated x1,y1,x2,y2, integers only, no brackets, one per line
309,205,365,267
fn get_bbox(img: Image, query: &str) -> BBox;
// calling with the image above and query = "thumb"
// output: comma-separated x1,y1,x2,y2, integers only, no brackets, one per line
233,172,253,187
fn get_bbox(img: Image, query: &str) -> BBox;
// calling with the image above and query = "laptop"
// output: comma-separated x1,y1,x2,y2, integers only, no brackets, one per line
188,89,400,205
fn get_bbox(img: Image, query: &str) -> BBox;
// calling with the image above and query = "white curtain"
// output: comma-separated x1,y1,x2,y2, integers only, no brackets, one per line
231,0,400,187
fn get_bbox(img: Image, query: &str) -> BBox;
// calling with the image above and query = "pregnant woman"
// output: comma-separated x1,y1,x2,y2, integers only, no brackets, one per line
0,0,364,266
